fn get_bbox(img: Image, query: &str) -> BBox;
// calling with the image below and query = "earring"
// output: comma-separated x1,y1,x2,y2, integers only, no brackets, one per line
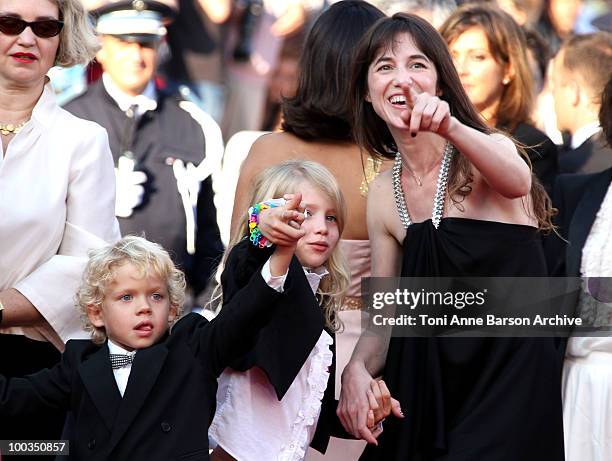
502,78,510,85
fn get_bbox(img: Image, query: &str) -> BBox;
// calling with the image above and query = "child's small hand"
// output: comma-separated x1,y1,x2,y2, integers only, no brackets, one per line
366,379,404,431
258,193,305,247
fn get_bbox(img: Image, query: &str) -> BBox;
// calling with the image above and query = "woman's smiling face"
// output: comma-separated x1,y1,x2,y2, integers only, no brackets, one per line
366,32,439,132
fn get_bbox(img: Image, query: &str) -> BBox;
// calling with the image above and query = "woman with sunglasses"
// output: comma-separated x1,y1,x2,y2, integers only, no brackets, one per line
0,0,119,449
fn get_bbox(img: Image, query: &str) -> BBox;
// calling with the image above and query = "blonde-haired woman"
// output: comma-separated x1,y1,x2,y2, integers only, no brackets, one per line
0,0,119,447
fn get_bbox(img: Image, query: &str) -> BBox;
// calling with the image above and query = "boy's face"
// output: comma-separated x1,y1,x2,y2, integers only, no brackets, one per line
87,262,177,351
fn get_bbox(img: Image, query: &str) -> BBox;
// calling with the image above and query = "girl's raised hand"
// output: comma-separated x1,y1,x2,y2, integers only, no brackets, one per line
258,193,305,247
399,78,454,138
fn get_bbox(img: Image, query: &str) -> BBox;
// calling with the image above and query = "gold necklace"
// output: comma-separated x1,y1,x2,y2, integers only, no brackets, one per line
401,155,442,187
0,120,27,136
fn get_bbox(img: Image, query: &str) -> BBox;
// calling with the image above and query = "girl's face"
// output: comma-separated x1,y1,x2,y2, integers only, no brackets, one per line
294,181,340,270
447,27,509,121
366,32,439,131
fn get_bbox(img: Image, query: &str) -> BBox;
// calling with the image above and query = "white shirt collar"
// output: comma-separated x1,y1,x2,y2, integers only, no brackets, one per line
571,121,601,149
107,338,136,397
303,266,329,294
29,79,59,130
107,338,137,356
102,73,158,116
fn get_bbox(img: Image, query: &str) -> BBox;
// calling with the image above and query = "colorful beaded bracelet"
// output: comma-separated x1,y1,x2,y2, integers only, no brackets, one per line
248,198,287,248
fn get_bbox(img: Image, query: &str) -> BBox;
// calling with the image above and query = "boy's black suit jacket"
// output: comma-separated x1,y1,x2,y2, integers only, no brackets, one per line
220,239,349,453
0,249,282,461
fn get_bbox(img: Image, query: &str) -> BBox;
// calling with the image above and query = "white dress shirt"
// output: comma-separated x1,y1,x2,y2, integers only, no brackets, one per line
107,339,137,397
571,121,601,149
102,73,158,117
209,260,334,461
0,83,120,349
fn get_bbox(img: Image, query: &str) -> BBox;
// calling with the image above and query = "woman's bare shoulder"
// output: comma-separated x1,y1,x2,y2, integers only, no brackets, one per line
248,132,303,160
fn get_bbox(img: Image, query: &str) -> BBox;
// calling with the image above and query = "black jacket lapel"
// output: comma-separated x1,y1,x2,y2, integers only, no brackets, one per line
227,254,325,400
107,342,169,451
78,344,122,431
567,169,612,276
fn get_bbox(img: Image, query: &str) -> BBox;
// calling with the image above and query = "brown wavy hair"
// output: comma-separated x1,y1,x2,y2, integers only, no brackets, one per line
439,4,535,131
351,13,554,231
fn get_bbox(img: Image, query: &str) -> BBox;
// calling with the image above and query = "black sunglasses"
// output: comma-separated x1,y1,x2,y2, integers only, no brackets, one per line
0,16,64,38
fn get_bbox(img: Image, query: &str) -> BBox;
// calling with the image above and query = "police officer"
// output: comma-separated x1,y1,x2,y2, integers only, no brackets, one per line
65,0,223,297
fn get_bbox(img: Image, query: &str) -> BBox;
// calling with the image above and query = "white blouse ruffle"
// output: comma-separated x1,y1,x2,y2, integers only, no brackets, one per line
279,330,333,461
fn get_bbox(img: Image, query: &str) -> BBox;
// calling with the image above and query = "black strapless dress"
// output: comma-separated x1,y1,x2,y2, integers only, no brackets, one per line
362,218,564,461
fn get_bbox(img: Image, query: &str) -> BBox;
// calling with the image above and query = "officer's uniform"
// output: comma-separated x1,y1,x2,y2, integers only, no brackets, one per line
65,1,223,295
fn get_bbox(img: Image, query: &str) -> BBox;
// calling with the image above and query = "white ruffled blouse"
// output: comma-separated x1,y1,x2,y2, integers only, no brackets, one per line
209,264,333,461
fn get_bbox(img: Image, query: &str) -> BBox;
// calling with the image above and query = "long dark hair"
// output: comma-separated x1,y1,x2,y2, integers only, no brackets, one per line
352,13,488,207
351,13,554,231
281,1,384,141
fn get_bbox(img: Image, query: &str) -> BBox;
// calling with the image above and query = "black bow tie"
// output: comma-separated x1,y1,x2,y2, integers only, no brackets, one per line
109,353,135,370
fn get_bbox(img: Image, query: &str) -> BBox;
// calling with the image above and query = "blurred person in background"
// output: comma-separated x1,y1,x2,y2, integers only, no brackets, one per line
163,0,231,124
523,26,551,94
548,73,612,461
550,32,612,173
221,0,309,139
372,0,457,28
440,3,558,192
591,1,612,32
543,0,584,50
65,0,223,303
260,30,304,131
522,26,554,136
228,3,387,460
497,0,546,28
0,0,120,452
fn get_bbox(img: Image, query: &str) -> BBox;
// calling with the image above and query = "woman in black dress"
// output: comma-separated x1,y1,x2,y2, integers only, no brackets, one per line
338,13,563,460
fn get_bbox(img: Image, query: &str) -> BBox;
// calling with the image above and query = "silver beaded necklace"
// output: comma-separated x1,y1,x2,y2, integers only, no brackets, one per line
392,142,454,229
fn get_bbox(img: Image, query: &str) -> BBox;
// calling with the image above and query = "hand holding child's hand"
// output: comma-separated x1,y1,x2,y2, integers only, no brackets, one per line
365,379,404,439
258,193,305,247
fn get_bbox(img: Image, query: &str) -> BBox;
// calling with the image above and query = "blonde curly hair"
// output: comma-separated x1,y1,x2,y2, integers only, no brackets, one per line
76,236,186,344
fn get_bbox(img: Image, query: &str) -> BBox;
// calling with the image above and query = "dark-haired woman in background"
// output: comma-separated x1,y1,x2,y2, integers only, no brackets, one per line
228,2,387,460
338,12,563,460
439,3,558,194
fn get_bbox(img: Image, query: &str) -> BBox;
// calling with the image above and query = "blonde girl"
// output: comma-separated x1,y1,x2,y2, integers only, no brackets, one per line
209,161,392,461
